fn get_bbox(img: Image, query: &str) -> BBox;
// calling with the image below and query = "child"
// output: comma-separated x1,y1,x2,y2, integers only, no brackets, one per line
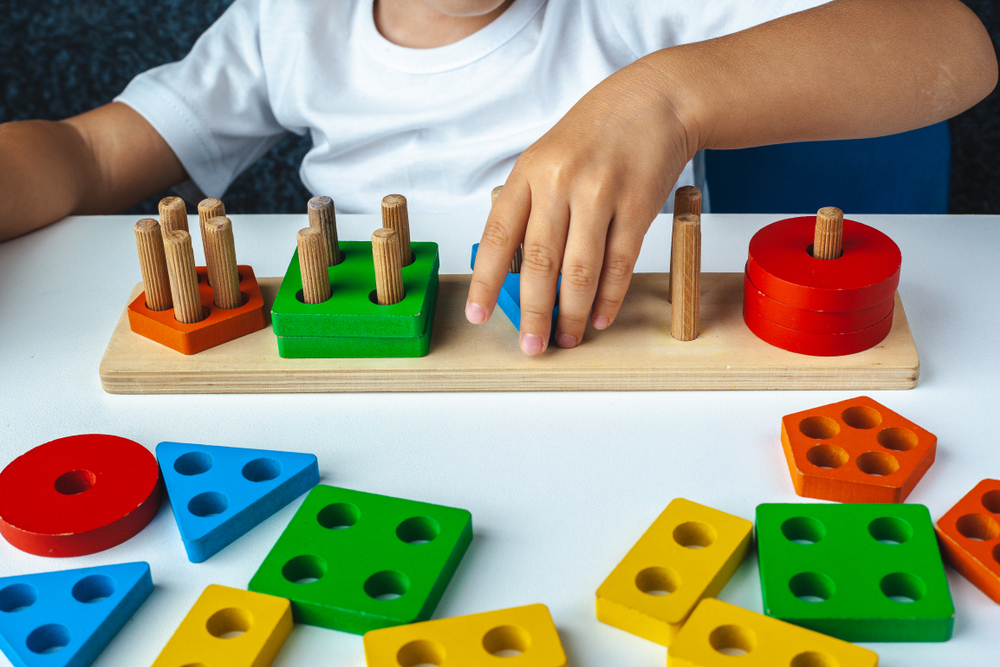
0,0,994,356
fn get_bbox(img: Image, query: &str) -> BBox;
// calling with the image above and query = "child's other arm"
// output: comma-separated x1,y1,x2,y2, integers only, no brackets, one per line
0,102,186,242
467,0,997,355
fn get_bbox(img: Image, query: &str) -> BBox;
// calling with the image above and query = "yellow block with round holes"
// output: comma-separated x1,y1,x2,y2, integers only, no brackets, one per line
363,604,566,666
152,584,292,667
596,498,753,646
667,598,879,666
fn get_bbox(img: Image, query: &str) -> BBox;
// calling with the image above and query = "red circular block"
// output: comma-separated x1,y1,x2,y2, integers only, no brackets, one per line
0,434,161,557
743,270,895,334
743,300,894,356
747,217,901,312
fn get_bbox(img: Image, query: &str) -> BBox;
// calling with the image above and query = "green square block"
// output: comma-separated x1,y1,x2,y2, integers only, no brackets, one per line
271,241,439,338
248,485,472,634
756,503,954,642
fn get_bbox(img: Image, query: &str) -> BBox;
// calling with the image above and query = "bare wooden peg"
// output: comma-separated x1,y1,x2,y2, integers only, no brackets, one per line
163,230,205,324
670,213,701,342
372,228,405,305
159,196,189,235
813,206,844,260
381,194,412,266
297,227,331,304
308,195,341,267
204,216,242,309
491,185,523,273
669,186,703,302
134,219,172,311
198,198,226,275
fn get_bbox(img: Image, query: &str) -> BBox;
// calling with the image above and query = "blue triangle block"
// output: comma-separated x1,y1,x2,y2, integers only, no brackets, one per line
0,562,153,667
156,442,320,563
470,244,558,331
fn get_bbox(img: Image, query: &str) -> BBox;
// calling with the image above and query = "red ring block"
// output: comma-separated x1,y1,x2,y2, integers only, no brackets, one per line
127,265,267,355
743,298,894,356
934,479,1000,603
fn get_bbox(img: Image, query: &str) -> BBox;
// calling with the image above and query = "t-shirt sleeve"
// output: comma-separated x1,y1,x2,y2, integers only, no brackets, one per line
114,0,293,198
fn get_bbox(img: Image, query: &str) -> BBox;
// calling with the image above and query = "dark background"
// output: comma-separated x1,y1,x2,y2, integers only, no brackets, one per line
1,0,996,215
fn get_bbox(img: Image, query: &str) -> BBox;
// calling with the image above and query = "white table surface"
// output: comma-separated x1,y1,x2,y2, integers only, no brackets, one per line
1,212,998,666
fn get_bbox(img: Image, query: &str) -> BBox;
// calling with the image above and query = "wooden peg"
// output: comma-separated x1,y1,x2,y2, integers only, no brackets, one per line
163,230,205,324
381,194,412,266
491,185,523,274
670,213,701,342
372,228,405,305
308,196,341,266
197,198,225,274
134,219,172,311
159,196,189,235
204,216,242,309
668,186,702,302
813,207,844,260
296,228,331,304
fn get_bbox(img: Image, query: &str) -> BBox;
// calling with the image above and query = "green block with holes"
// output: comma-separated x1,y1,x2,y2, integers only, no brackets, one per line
247,484,472,634
756,503,954,642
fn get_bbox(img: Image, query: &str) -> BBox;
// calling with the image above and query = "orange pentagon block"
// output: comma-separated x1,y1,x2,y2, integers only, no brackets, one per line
934,479,1000,603
780,396,936,503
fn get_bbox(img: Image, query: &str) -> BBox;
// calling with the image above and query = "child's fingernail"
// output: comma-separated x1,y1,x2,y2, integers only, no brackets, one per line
521,334,544,355
593,315,610,329
466,302,486,324
555,333,577,349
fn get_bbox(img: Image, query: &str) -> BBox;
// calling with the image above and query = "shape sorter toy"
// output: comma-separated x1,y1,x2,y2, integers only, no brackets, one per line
934,478,1000,603
363,603,567,667
781,396,936,503
596,498,752,646
0,562,153,667
666,598,878,667
0,434,161,557
156,442,319,563
470,243,558,331
756,503,954,642
151,585,292,667
248,485,472,633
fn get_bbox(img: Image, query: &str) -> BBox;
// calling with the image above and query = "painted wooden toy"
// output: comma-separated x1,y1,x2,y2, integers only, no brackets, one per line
934,478,1000,603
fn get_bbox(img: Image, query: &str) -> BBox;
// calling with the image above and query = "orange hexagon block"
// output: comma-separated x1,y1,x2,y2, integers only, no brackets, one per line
780,396,936,503
934,479,1000,603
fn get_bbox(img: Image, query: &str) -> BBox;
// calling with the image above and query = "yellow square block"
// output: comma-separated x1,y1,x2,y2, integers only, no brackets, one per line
596,498,753,646
152,584,293,667
668,598,879,666
363,604,566,666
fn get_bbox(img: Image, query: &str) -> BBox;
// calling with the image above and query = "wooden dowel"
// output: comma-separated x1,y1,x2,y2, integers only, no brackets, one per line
491,185,523,273
668,186,703,302
198,198,225,274
163,230,205,324
670,213,701,342
204,216,242,309
308,196,341,267
813,206,844,260
134,219,172,311
381,194,412,266
372,228,405,305
159,196,189,235
297,228,331,304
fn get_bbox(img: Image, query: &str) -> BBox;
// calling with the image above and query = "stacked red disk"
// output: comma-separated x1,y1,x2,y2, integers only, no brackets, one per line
743,214,901,356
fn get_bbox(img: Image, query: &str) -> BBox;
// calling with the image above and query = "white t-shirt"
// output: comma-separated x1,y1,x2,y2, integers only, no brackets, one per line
116,0,828,215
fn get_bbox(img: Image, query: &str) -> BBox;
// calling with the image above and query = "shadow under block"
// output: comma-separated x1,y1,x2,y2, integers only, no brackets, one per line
156,441,319,563
470,244,558,331
0,434,162,557
127,265,267,355
756,503,954,642
781,396,936,503
151,585,291,667
363,604,566,667
934,479,1000,603
0,562,153,667
666,598,878,667
248,485,472,633
596,498,752,646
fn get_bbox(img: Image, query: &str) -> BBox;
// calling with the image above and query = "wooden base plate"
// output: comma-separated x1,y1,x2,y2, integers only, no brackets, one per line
99,273,919,394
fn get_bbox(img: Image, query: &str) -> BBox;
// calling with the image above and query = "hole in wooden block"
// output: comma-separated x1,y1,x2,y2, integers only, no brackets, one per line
174,452,213,476
673,521,717,548
781,516,826,544
0,584,37,613
799,416,840,440
805,244,844,260
880,572,926,603
841,406,882,429
72,575,116,604
805,444,849,469
317,502,360,530
365,570,409,601
282,555,327,585
635,566,681,596
955,514,1000,541
789,572,835,603
188,491,229,517
791,651,841,667
26,623,71,654
709,624,756,656
397,639,447,666
868,517,913,545
242,458,282,482
206,607,253,639
856,451,899,477
981,490,1000,514
54,470,96,495
396,516,440,545
877,428,919,452
482,625,531,657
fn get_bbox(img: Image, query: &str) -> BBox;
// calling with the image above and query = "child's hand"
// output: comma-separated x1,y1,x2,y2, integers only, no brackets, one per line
465,59,693,355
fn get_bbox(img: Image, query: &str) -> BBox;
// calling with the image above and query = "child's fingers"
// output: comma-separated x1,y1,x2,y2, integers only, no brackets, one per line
552,203,613,348
516,199,570,356
590,214,645,330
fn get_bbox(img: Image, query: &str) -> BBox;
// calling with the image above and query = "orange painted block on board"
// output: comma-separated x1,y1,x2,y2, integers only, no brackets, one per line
781,396,936,503
127,265,266,355
934,479,1000,603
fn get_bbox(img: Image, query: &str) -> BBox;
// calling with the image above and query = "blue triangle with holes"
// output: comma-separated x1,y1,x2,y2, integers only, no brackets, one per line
0,562,152,667
156,442,319,563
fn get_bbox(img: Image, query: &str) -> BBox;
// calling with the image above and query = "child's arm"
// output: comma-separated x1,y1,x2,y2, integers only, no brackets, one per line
467,0,997,355
0,102,186,242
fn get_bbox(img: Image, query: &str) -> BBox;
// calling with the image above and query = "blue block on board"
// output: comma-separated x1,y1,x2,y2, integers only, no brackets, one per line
0,562,153,667
156,442,320,563
470,244,558,331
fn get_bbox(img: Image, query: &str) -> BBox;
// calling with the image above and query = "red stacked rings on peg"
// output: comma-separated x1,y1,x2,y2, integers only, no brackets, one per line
743,215,901,356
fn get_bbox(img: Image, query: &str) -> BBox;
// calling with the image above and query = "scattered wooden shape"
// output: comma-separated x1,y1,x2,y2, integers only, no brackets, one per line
934,478,1000,603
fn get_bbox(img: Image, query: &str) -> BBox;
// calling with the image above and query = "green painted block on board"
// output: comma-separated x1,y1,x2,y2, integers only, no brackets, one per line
248,485,472,634
271,241,439,338
756,503,954,642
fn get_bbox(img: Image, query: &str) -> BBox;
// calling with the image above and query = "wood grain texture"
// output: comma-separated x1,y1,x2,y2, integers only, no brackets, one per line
163,230,204,324
814,206,844,260
296,227,331,304
100,273,920,394
381,194,412,266
204,216,242,309
308,196,341,267
670,214,701,341
159,196,189,235
372,228,405,305
669,186,703,301
134,219,172,311
198,198,226,273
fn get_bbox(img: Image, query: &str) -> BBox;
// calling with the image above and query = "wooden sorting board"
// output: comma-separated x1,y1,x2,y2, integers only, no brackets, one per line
99,273,919,393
